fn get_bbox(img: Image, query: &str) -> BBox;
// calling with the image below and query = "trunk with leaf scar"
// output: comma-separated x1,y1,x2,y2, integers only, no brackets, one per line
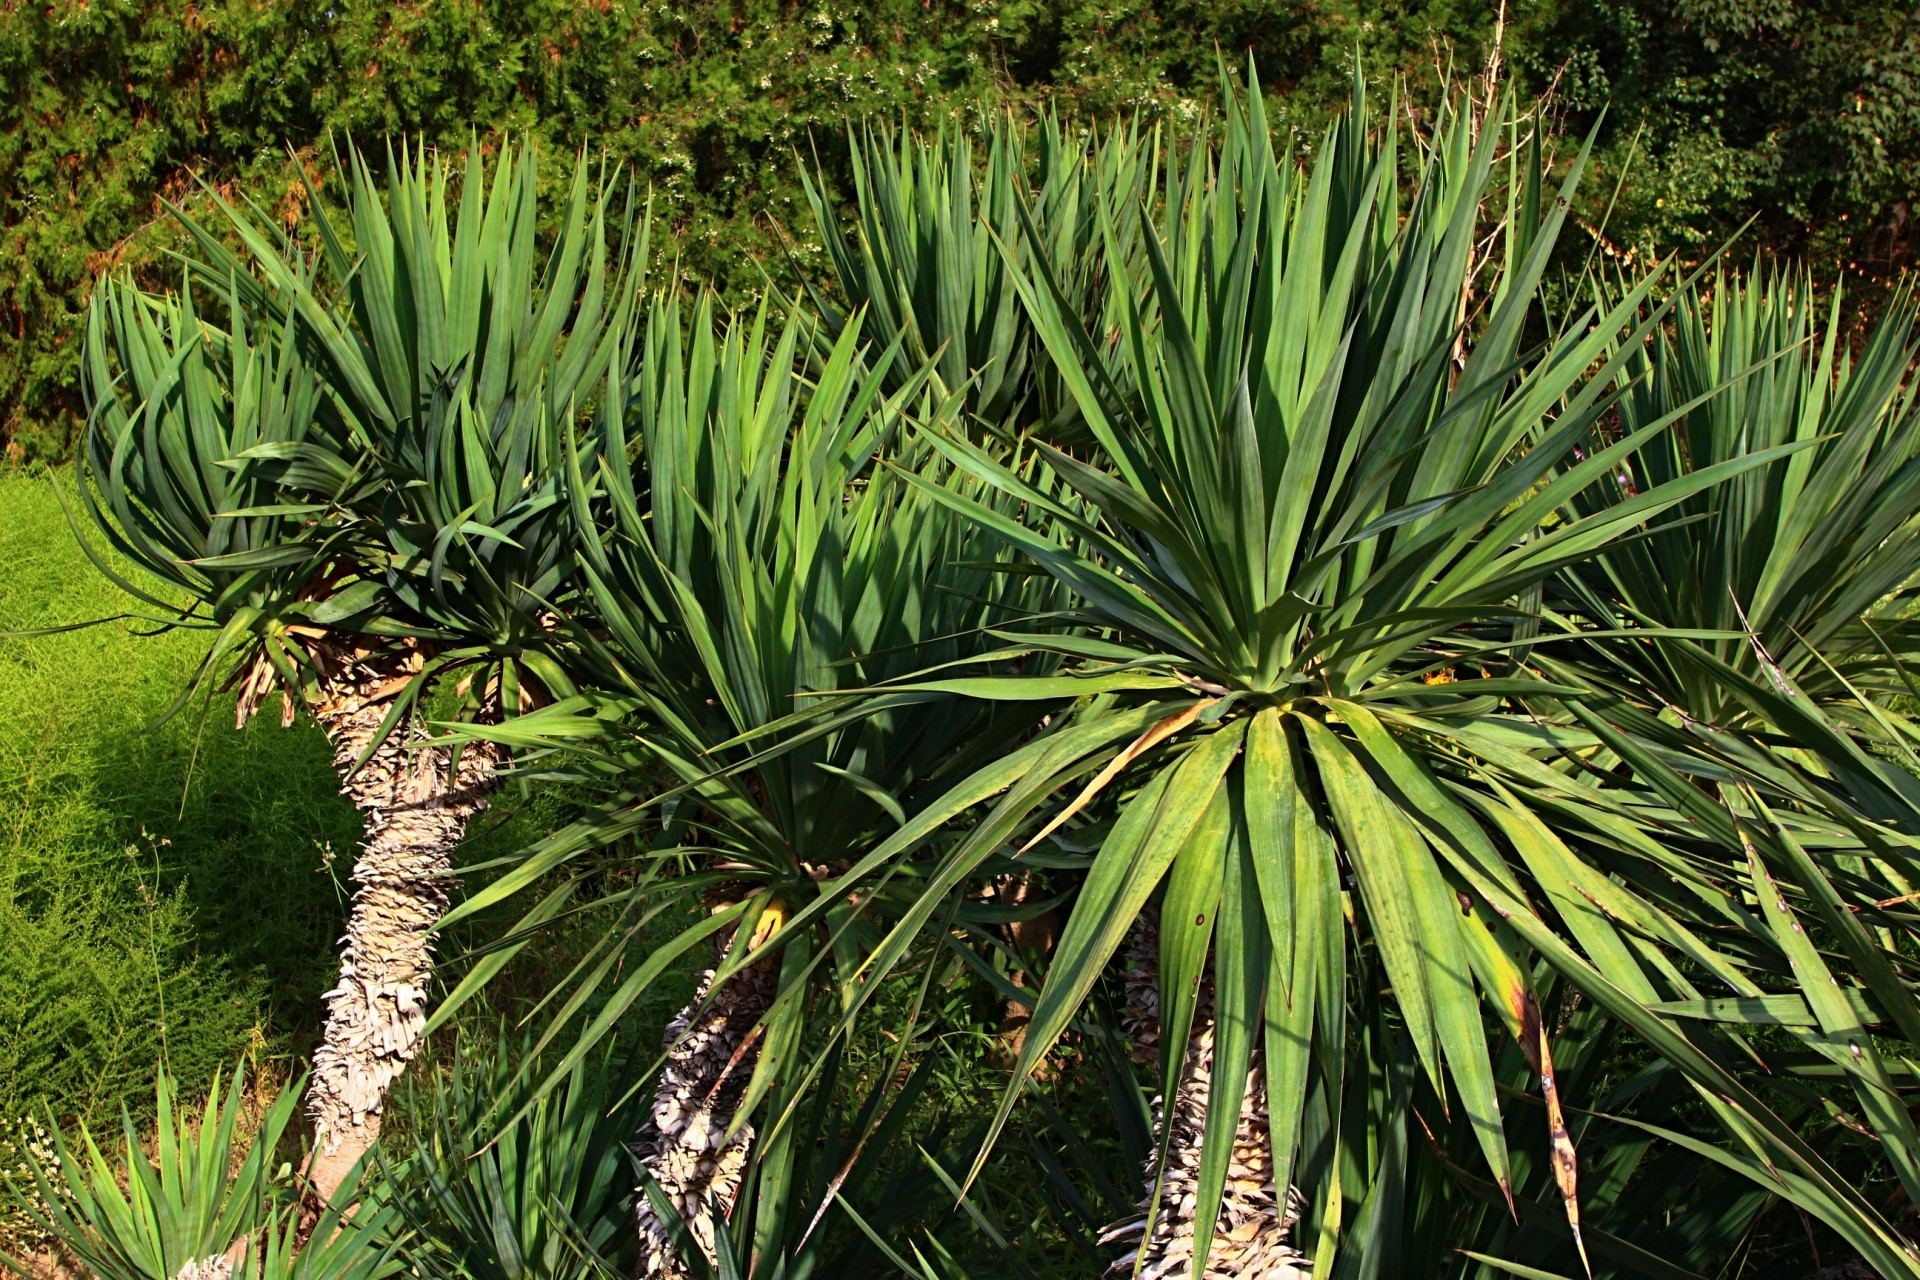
300,652,499,1203
1103,914,1309,1280
634,954,780,1277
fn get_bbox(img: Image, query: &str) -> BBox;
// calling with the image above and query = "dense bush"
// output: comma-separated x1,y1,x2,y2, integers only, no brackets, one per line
3,0,1918,462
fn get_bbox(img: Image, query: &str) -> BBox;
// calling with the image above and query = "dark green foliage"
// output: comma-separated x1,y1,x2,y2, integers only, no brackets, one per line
6,0,1919,461
0,0,1015,464
1508,2,1920,271
386,1037,642,1280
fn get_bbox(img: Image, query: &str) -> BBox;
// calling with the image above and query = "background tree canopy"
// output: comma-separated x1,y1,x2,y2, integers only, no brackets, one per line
1,0,1916,464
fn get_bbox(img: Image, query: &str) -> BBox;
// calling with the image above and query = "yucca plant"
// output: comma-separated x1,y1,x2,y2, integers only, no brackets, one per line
1490,267,1920,1272
69,272,343,721
70,265,402,1202
1106,911,1307,1279
141,138,648,1198
232,1200,407,1280
1,1069,291,1279
432,291,1061,1274
797,112,1156,442
1526,611,1920,1271
811,72,1920,1276
1554,265,1920,727
384,1035,641,1280
1319,952,1833,1276
0,1069,399,1280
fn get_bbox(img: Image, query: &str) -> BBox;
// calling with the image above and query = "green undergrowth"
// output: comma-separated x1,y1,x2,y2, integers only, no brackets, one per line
0,472,626,1131
0,471,344,1124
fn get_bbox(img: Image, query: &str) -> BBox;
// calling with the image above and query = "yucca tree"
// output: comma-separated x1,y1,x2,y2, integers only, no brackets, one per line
436,291,1059,1274
786,74,1920,1277
1108,910,1306,1279
1553,265,1920,727
78,138,647,1200
797,112,1156,442
1489,272,1920,1277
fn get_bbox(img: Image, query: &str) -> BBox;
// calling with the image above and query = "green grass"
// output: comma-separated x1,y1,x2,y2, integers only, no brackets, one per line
0,471,362,1124
0,470,700,1132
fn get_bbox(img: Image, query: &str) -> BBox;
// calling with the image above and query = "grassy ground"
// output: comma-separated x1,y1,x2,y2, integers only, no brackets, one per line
0,472,360,1123
0,472,650,1131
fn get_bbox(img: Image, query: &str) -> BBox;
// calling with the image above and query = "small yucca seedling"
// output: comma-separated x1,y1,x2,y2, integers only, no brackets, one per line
0,1070,397,1280
387,1035,642,1280
0,1113,68,1252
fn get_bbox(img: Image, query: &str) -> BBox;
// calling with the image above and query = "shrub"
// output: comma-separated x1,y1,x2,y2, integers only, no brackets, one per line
6,0,1920,461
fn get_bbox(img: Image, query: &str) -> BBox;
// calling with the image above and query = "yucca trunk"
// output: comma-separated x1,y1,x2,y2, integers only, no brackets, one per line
1103,915,1308,1280
634,954,780,1276
298,652,498,1203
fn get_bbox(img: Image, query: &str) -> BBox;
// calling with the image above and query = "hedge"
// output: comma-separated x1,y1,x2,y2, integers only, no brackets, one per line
2,0,1916,462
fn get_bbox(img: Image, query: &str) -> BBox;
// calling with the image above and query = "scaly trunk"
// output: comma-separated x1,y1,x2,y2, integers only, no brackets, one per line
300,652,498,1204
1102,914,1309,1280
634,955,779,1277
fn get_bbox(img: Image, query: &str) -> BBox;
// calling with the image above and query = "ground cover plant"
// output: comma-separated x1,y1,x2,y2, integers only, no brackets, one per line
8,57,1920,1280
0,474,354,1127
